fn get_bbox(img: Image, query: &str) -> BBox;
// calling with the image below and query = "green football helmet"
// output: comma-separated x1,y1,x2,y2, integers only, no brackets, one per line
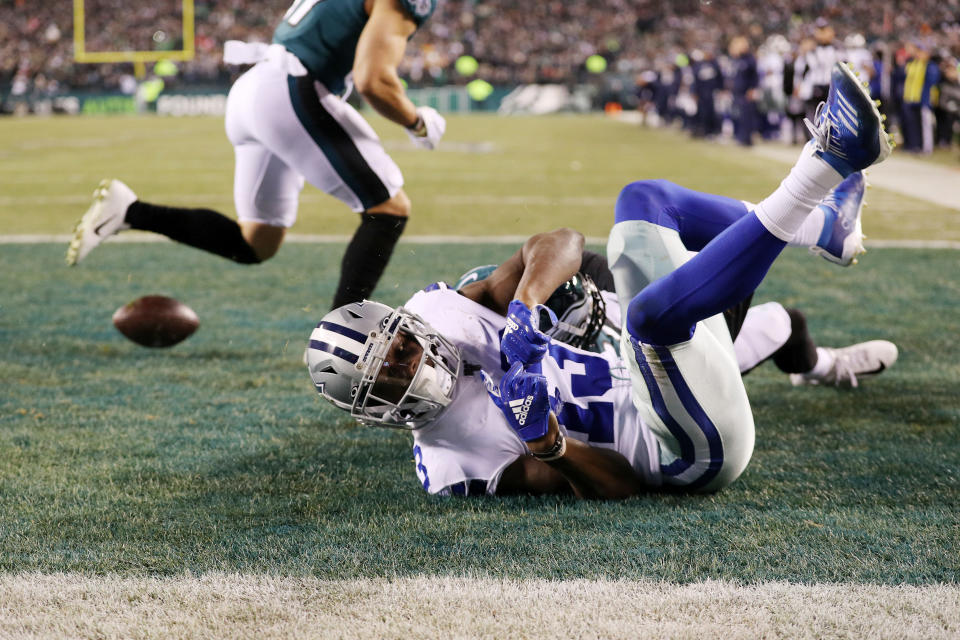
454,265,606,350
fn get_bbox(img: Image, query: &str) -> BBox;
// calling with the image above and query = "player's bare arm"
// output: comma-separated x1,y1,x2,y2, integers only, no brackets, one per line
460,228,585,315
497,414,649,500
354,0,419,128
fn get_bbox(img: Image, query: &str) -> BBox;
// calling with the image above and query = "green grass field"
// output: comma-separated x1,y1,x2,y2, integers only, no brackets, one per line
3,114,958,240
1,115,958,637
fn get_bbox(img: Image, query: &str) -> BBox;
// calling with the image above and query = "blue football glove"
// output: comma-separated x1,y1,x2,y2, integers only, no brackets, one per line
501,299,557,372
480,362,551,441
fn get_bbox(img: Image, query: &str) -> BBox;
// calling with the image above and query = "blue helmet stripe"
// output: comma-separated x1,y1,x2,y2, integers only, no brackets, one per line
318,320,368,344
388,315,402,333
309,339,358,365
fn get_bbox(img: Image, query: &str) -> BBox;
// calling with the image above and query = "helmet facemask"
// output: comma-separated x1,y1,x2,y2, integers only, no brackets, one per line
352,307,461,429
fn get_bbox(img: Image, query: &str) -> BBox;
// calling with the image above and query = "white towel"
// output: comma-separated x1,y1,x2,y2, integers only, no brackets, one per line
223,41,308,77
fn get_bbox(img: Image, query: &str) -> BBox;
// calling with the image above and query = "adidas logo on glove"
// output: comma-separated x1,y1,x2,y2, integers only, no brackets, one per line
508,395,534,425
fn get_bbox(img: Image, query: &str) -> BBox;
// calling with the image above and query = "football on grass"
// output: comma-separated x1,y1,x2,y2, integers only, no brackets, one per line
112,295,199,348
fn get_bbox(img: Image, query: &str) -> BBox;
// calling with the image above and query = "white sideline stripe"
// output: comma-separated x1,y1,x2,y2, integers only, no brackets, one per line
866,239,960,249
0,575,957,639
0,233,608,245
0,194,612,207
434,194,613,206
749,144,960,212
2,234,959,249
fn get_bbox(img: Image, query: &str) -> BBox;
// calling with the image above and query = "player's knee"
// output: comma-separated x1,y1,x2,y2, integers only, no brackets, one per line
248,245,274,263
626,291,692,345
239,222,284,263
625,294,660,343
391,190,412,217
369,190,411,218
614,179,677,224
627,295,653,342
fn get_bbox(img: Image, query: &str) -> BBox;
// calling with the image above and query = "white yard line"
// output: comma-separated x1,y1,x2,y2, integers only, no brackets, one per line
433,194,614,206
2,234,959,249
0,574,956,640
750,145,960,211
0,193,613,207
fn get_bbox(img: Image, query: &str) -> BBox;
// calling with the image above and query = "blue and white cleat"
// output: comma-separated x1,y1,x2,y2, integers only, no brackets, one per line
810,170,867,266
66,179,135,265
804,62,893,177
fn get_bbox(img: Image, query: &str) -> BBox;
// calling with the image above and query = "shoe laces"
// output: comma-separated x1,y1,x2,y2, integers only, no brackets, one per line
803,101,831,153
829,349,872,388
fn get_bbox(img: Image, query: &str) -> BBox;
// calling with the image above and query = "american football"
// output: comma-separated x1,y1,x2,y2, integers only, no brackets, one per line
112,295,199,348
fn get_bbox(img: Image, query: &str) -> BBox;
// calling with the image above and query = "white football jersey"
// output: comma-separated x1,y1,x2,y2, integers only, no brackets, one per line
404,283,661,496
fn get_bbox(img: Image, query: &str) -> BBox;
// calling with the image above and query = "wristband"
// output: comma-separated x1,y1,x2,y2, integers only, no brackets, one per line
407,115,426,136
529,432,566,462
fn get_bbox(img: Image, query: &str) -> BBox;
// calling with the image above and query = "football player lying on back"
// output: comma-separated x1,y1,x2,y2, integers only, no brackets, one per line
307,63,894,498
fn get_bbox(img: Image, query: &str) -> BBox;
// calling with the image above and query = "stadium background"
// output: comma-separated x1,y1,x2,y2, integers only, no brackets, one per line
2,1,959,637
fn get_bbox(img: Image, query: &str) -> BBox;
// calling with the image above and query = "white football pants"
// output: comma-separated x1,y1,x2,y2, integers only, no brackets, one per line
224,55,403,226
608,220,756,492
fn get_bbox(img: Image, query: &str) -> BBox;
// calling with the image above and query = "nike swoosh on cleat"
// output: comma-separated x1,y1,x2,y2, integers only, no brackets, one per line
93,219,114,236
858,363,886,376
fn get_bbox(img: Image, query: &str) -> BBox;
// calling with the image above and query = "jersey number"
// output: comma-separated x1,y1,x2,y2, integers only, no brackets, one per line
549,344,615,444
497,332,615,444
282,0,326,25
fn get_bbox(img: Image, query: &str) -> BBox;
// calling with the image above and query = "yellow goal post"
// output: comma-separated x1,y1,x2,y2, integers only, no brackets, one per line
72,0,195,64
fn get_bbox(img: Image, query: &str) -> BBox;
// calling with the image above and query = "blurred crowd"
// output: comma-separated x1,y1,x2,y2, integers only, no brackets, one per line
2,0,959,151
615,16,960,154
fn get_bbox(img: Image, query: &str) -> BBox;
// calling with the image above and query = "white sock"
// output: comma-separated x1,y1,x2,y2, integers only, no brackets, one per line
789,206,827,247
754,146,843,241
807,347,835,377
744,197,826,248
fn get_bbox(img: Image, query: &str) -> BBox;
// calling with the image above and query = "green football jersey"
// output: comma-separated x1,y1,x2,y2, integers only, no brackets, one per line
273,0,437,95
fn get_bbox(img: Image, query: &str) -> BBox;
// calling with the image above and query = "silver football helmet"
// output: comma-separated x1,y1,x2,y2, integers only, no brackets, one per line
306,301,461,429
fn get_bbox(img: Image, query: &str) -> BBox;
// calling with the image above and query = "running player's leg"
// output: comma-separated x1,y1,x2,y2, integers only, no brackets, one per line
138,61,296,263
154,78,307,264
141,64,303,263
281,74,407,308
334,189,410,308
65,66,273,267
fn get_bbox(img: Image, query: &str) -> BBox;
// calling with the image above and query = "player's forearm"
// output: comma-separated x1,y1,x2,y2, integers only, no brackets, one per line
545,440,646,499
527,415,646,500
515,229,585,306
356,73,419,128
353,0,419,129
